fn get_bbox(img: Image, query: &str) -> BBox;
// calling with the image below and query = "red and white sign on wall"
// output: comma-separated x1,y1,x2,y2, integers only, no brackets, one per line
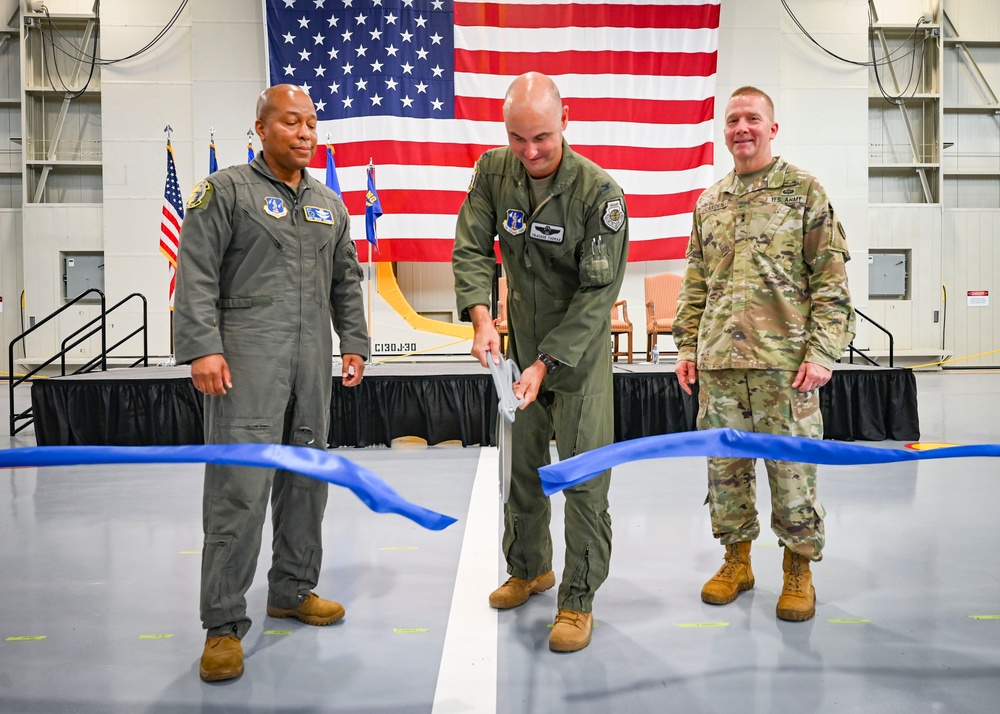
967,290,990,307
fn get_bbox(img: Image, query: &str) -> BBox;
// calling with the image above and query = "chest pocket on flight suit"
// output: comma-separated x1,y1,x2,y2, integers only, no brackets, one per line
220,204,287,304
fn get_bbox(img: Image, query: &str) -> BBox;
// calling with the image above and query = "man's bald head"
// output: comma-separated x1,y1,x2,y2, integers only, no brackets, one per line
256,84,312,124
503,72,562,122
502,72,569,179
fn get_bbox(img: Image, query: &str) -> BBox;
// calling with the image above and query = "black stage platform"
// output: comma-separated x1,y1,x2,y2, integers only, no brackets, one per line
29,362,919,447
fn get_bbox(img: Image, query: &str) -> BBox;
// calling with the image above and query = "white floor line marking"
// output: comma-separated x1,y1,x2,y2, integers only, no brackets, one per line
431,447,500,714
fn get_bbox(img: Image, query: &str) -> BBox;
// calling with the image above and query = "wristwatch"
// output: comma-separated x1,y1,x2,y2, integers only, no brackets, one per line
537,352,560,374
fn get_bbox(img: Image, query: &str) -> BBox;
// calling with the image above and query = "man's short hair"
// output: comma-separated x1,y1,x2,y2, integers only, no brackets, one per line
730,86,775,119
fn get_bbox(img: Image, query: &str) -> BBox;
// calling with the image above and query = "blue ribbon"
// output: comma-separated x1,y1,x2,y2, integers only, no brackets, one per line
0,444,457,531
539,428,1000,497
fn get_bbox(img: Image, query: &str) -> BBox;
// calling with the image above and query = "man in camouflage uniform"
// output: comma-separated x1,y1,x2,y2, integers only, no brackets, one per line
452,72,629,652
673,86,854,622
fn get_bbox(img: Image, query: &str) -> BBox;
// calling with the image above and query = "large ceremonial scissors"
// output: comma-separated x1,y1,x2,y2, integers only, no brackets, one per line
486,349,525,502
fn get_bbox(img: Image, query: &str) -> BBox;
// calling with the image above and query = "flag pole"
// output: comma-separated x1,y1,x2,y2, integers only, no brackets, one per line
367,158,374,350
164,123,175,359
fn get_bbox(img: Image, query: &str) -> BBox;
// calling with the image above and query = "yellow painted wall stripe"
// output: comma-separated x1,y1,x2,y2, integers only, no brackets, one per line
376,263,473,339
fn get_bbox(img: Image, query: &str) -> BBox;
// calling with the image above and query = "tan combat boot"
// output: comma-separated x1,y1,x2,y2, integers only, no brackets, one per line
701,541,754,605
199,634,243,682
266,592,346,626
488,570,556,609
549,609,593,652
776,547,816,621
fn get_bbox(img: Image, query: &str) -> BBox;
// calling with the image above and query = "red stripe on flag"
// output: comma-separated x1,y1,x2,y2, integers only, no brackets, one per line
354,236,689,263
628,236,689,261
327,140,711,174
341,188,704,220
161,206,181,235
455,2,721,30
342,189,464,215
619,190,703,219
455,49,718,78
455,96,715,125
332,140,496,169
572,143,713,173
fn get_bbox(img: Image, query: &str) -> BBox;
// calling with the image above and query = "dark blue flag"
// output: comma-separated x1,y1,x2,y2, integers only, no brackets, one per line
365,166,382,248
325,145,342,198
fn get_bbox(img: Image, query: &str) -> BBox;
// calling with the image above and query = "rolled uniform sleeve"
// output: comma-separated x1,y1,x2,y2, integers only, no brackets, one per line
174,178,232,364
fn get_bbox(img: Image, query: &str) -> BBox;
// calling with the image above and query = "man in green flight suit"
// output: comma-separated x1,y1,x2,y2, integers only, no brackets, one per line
674,86,855,622
452,72,629,652
175,84,369,681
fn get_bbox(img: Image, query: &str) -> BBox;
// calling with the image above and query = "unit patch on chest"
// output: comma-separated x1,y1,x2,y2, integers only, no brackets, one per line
264,196,288,218
505,209,526,235
529,222,564,243
303,206,334,224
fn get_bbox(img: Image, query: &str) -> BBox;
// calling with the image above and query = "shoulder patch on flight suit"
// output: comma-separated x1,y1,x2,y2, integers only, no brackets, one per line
602,198,625,231
186,180,212,210
303,206,334,224
467,162,479,193
264,196,288,218
504,209,526,235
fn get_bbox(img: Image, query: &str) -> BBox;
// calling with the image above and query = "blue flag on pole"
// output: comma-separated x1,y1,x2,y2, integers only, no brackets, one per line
247,141,255,163
365,166,382,248
209,142,219,174
325,145,342,199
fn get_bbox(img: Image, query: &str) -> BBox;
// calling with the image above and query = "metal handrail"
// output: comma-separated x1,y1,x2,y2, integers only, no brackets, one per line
847,309,895,368
8,290,149,435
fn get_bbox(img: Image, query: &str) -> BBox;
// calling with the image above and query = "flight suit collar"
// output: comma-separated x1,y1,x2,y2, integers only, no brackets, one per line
511,139,580,198
249,152,316,198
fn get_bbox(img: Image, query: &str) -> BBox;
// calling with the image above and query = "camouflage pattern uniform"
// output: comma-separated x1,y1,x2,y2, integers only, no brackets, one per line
453,140,629,612
673,157,854,560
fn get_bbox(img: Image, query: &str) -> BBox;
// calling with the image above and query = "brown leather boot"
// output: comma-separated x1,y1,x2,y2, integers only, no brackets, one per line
199,634,243,682
776,547,816,621
488,570,556,609
266,592,345,626
701,541,754,605
549,609,593,652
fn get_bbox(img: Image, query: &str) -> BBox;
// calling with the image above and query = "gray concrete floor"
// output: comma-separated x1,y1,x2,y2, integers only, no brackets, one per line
2,371,999,713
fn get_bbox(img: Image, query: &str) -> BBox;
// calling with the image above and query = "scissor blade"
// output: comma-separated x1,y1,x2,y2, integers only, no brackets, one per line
499,412,512,503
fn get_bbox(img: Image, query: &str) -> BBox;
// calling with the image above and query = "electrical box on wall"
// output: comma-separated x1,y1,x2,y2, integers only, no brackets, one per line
868,250,909,299
64,253,104,302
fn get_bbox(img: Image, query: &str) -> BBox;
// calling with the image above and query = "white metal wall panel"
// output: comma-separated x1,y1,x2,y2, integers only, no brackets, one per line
943,209,1000,367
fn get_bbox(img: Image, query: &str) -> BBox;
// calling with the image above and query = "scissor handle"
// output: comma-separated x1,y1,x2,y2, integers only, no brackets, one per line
486,348,525,420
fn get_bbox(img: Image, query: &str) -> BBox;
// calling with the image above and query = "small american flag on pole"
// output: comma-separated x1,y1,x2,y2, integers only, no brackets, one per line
160,141,184,309
264,0,719,262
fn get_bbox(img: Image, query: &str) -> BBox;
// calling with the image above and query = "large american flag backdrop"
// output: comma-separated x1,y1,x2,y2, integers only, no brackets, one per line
264,0,720,262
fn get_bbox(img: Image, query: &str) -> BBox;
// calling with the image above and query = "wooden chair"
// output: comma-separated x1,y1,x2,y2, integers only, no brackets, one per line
496,276,508,353
644,273,683,361
610,300,633,363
